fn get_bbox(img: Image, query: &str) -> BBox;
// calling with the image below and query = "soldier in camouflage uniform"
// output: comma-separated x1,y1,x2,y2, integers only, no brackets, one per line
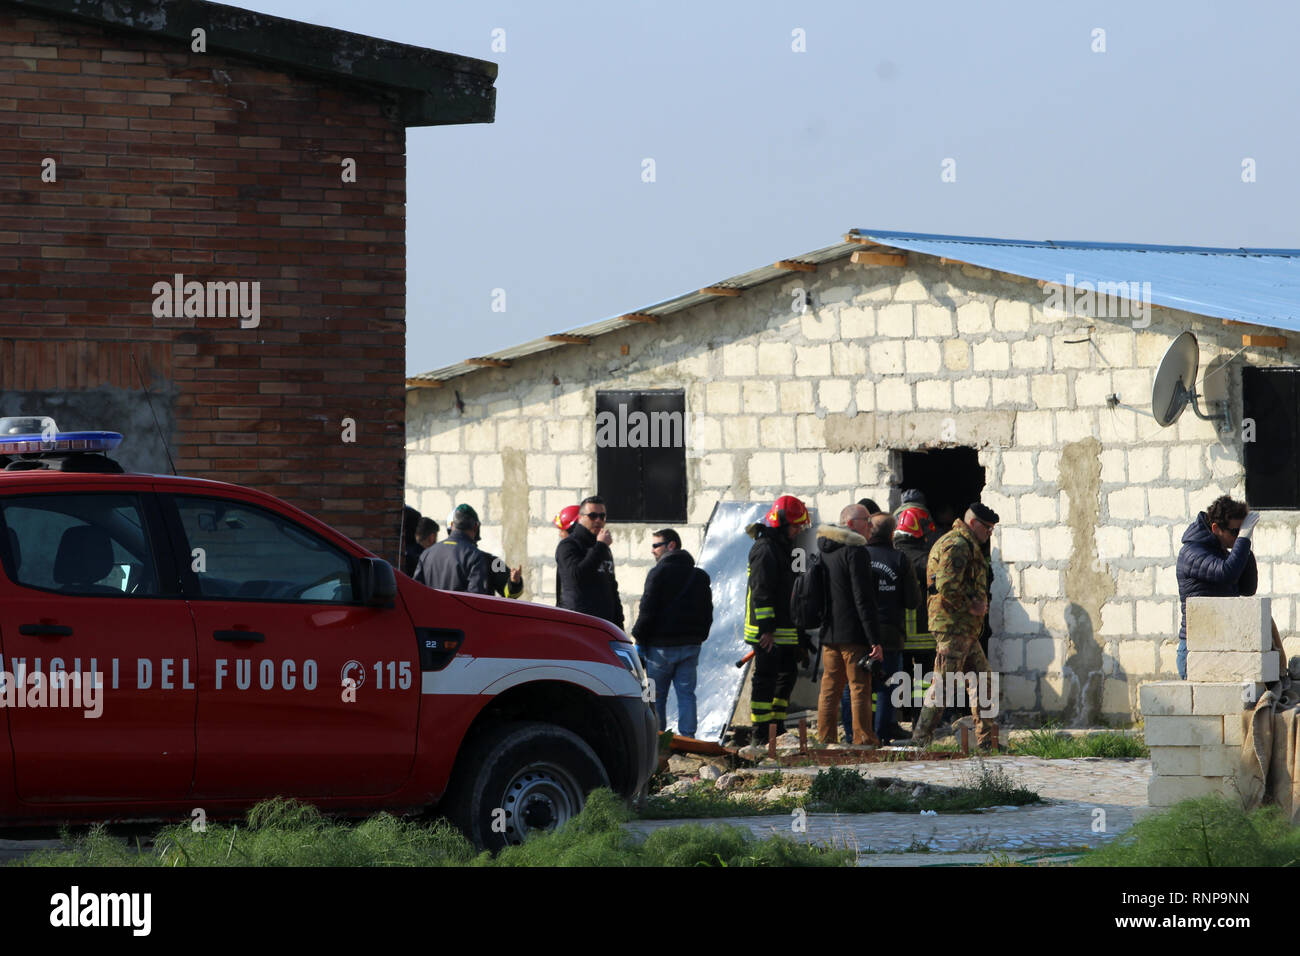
912,502,1000,750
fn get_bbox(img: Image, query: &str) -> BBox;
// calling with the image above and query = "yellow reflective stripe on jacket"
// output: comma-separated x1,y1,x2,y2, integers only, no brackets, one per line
745,628,799,645
903,607,935,650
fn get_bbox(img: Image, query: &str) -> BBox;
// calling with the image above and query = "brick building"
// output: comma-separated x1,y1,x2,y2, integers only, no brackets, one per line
406,229,1300,725
0,0,495,556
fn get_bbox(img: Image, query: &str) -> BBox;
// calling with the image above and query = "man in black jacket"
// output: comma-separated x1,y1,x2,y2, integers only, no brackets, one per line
555,496,624,628
415,504,489,593
865,512,922,744
632,528,712,737
816,503,883,746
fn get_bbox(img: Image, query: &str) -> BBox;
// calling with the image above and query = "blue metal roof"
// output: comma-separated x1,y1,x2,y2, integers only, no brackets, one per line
853,229,1300,333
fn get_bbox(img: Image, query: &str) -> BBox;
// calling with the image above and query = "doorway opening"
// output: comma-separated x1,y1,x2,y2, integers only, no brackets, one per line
896,447,986,528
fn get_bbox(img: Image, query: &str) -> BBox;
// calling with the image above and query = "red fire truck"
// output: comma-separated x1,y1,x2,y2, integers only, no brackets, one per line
0,419,656,850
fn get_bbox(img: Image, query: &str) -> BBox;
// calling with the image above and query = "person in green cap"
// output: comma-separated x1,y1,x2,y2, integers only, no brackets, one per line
415,503,490,594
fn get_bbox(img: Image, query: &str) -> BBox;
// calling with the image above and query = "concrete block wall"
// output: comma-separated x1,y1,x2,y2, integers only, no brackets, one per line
1140,597,1271,806
408,252,1300,722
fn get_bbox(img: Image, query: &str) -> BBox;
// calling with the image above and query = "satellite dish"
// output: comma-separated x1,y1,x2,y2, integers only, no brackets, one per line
1151,331,1230,431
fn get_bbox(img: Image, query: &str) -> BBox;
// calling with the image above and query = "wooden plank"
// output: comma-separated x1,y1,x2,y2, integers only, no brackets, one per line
774,260,817,272
619,312,659,324
466,357,511,367
851,251,906,267
545,334,591,344
700,286,743,296
1223,319,1252,328
939,257,967,267
405,378,444,388
1243,334,1287,348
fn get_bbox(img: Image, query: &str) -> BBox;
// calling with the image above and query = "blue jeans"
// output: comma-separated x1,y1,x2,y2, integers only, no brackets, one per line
874,650,903,737
644,645,701,738
1177,639,1187,680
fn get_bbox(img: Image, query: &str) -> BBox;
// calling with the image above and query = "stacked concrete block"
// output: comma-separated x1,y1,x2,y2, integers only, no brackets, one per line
1140,596,1272,806
1185,596,1279,682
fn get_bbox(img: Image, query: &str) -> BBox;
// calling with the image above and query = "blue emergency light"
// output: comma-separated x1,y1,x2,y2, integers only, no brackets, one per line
0,417,122,457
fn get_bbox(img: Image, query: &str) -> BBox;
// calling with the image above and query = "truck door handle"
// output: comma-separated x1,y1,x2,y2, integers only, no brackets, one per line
213,629,265,643
19,623,73,637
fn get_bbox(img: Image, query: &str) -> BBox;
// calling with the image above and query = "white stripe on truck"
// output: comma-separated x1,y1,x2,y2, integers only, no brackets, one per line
421,656,642,698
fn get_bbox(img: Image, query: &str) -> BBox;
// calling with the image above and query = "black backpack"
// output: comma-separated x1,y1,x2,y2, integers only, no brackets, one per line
789,552,828,630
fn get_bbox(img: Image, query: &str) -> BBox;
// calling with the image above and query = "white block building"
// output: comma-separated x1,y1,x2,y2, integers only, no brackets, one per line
405,229,1300,725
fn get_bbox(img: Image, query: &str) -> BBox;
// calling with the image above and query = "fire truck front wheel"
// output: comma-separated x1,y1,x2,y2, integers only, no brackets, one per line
444,721,611,851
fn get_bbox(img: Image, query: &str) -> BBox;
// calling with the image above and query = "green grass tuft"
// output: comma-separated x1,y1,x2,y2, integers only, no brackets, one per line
1077,796,1300,867
1011,729,1148,759
16,789,850,868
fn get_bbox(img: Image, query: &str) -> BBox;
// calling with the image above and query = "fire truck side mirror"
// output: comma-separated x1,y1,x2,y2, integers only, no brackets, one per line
358,557,397,608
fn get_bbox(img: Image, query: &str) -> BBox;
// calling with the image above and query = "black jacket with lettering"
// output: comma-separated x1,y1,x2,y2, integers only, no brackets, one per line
555,523,624,628
632,549,713,646
816,524,882,649
415,531,489,594
866,527,922,651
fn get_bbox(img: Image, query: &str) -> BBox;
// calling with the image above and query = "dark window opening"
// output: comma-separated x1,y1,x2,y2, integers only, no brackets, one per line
897,447,986,529
595,390,687,523
1243,366,1299,509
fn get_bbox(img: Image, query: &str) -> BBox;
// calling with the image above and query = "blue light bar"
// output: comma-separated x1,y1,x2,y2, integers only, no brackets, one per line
0,431,123,456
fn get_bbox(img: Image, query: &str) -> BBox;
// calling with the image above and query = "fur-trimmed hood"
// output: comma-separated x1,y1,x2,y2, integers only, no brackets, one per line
815,524,866,552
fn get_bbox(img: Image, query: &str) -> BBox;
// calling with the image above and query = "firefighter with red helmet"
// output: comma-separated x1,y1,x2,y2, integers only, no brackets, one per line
552,505,580,605
744,494,810,742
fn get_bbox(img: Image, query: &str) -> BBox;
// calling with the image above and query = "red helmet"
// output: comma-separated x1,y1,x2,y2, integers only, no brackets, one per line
553,505,581,531
764,494,810,529
894,506,935,539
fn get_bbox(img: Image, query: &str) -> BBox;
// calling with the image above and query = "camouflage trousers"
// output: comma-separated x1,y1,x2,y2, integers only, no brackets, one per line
912,631,997,749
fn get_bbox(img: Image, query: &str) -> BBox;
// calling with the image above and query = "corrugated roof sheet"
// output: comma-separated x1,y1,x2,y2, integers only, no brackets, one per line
853,229,1300,331
411,229,1300,386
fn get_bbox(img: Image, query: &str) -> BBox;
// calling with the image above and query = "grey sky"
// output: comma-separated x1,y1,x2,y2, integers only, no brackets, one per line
245,0,1300,376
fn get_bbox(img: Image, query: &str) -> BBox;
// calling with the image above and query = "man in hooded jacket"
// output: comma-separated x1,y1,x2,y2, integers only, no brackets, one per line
815,503,884,745
1175,495,1259,679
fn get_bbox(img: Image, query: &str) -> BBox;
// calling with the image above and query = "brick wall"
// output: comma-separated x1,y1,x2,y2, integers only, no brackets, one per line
0,8,407,556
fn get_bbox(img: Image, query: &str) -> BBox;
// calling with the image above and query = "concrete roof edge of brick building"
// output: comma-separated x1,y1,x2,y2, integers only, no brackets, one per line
8,0,498,126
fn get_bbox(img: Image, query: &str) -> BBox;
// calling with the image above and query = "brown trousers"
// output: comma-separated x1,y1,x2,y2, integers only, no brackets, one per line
818,644,875,744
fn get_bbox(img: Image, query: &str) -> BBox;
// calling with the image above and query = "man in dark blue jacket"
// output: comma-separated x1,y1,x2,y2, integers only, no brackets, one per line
632,528,712,738
1175,495,1259,679
416,504,490,594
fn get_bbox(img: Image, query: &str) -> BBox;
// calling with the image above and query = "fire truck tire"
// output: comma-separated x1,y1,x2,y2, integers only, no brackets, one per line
443,721,610,851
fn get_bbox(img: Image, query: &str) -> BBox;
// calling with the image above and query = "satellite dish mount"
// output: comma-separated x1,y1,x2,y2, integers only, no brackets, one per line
1151,331,1231,433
